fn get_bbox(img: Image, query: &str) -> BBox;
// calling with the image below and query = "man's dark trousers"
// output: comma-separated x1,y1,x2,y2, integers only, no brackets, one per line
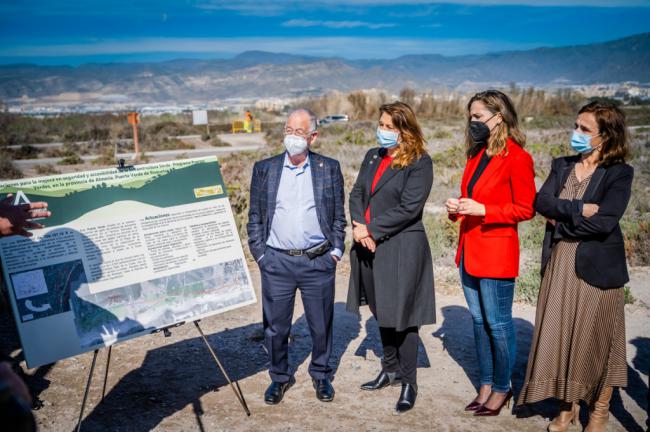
260,246,336,383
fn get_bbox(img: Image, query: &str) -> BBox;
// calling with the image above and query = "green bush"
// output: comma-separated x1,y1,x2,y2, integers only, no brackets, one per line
145,120,199,137
35,164,60,175
423,213,458,262
519,215,546,252
517,263,541,304
526,140,572,159
91,148,116,166
142,138,195,152
334,128,373,147
58,153,83,165
624,286,635,305
0,152,22,179
431,145,466,169
516,216,546,302
11,145,40,160
211,136,230,147
622,218,650,266
430,128,453,140
264,124,284,150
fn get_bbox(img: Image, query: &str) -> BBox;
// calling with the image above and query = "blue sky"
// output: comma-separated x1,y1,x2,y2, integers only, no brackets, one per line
0,0,649,65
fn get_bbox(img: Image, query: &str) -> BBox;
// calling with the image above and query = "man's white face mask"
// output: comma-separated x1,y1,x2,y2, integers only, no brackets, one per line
283,134,309,156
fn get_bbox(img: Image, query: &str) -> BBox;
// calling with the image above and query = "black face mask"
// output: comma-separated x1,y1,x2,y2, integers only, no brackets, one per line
469,120,491,144
469,113,498,145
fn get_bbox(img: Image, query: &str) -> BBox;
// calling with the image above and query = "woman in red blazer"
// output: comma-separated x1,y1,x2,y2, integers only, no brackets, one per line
445,90,536,416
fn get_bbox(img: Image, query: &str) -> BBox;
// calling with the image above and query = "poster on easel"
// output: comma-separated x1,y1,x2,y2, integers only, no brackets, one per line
0,156,256,368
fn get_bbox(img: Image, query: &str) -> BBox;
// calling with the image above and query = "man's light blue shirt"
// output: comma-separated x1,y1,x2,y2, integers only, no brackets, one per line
264,153,342,259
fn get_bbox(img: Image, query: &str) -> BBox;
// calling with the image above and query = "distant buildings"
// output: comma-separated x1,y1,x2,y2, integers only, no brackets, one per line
4,81,649,116
567,82,650,101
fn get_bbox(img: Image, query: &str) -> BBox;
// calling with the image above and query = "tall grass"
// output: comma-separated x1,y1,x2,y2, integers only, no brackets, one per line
300,85,588,123
1,91,647,305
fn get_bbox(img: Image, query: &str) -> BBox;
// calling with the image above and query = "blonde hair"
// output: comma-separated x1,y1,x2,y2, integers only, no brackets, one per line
465,90,526,157
379,101,427,169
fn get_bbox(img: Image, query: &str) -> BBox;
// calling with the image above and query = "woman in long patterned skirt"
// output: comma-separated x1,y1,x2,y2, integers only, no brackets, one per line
517,101,634,432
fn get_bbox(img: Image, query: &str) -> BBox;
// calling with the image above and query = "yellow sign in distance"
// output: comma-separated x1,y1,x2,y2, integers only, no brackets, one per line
194,185,224,198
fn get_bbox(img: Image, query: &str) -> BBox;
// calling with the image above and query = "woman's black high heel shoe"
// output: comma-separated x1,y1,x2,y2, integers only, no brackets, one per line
464,398,484,412
474,389,512,416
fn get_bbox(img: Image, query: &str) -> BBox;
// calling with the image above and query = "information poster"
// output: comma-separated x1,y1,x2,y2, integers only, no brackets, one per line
0,157,256,368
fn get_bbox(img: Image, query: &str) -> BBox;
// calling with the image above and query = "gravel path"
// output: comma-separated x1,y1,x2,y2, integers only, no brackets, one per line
2,263,647,432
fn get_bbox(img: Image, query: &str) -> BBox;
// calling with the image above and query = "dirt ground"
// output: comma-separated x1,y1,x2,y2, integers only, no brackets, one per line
3,262,648,432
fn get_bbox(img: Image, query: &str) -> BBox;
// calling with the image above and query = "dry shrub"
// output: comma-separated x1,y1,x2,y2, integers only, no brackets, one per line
35,164,60,175
0,151,22,179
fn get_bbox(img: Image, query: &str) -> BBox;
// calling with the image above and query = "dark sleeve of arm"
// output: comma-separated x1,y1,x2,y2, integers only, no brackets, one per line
556,165,633,239
246,162,265,261
367,156,433,240
534,158,583,224
331,161,347,253
349,151,370,224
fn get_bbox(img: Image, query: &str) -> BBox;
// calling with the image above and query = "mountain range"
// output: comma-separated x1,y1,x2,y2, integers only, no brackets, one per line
1,33,648,106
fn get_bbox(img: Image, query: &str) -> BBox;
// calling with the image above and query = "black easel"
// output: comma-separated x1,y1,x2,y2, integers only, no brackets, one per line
75,157,135,430
193,320,250,416
75,320,250,431
116,158,135,172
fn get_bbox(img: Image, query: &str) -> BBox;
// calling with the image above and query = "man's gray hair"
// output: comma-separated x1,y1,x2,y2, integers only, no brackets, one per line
288,108,318,132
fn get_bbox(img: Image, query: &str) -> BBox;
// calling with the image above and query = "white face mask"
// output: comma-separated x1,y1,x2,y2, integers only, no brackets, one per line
283,134,309,156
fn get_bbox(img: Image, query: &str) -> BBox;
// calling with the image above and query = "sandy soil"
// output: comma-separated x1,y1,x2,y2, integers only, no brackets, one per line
2,262,648,432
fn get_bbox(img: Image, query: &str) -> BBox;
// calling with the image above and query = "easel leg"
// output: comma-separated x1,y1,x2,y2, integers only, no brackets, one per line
101,345,112,401
194,321,251,416
76,349,99,432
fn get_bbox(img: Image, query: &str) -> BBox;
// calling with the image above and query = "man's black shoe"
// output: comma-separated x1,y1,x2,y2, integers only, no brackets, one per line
312,378,335,402
264,377,295,405
360,371,401,391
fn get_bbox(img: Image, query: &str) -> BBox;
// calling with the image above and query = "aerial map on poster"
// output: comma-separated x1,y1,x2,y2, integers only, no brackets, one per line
0,157,256,368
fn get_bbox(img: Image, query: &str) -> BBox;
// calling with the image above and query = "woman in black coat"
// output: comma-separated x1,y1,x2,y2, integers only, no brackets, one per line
517,101,633,432
347,101,435,414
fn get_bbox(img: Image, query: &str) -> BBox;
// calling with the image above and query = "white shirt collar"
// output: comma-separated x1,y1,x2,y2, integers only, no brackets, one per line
283,153,310,170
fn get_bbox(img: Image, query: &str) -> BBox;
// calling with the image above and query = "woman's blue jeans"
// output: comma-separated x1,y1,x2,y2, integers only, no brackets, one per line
460,259,516,393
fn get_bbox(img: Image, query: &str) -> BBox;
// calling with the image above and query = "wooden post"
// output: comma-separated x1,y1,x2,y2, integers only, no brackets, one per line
132,123,140,160
128,112,140,161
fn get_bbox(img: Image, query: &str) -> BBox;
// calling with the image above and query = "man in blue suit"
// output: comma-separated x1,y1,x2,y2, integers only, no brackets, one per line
247,108,346,404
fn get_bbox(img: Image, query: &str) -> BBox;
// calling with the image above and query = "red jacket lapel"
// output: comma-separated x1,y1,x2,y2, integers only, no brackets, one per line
462,139,514,199
461,148,482,197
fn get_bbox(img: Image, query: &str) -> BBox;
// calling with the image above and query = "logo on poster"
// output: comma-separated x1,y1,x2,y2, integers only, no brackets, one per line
12,191,30,205
11,191,49,219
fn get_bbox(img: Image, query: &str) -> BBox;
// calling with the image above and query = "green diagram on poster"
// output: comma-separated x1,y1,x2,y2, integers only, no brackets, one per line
0,157,256,368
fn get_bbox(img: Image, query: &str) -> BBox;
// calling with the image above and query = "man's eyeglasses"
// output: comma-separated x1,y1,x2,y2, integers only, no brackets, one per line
284,127,315,138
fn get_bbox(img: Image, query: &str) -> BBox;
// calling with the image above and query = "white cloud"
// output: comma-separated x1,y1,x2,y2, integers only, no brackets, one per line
193,0,650,12
1,1,646,19
282,19,396,29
